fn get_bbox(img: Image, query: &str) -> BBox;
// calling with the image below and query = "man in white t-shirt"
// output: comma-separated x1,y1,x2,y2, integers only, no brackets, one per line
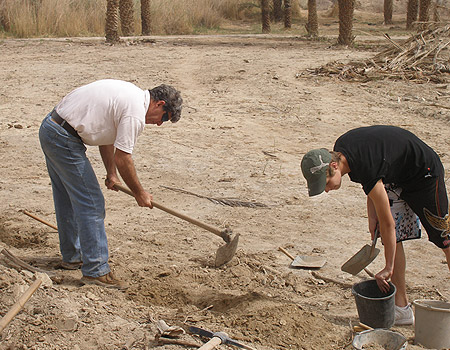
39,79,183,289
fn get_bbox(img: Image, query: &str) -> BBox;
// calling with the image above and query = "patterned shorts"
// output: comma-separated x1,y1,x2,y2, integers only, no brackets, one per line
385,184,421,243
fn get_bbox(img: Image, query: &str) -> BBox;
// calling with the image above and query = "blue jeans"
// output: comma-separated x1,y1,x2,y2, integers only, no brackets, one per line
39,114,110,277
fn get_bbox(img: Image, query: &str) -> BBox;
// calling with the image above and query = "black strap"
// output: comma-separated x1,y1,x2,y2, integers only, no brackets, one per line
51,109,81,140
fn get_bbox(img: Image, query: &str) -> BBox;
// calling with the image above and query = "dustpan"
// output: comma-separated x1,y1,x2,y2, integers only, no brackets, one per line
341,232,379,275
279,247,326,269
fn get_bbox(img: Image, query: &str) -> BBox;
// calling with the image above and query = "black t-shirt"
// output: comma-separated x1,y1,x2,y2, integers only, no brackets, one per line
333,125,442,195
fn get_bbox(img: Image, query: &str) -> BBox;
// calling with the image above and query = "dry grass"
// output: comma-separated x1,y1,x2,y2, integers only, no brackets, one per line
0,0,106,37
0,0,271,38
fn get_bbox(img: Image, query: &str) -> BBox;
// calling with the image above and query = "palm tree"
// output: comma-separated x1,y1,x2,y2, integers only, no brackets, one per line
262,0,271,33
284,0,292,28
406,0,418,29
337,0,354,46
141,0,151,35
384,0,393,24
306,0,318,37
119,0,134,36
105,0,120,43
418,0,431,29
273,0,283,22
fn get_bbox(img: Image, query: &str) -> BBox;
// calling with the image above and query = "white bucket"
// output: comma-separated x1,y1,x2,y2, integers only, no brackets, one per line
413,299,450,349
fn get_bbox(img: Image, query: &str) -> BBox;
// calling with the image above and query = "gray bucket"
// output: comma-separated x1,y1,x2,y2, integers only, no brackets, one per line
352,279,396,329
353,329,407,350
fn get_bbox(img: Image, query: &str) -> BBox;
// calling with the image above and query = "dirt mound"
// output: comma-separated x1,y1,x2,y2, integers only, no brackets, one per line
1,32,446,349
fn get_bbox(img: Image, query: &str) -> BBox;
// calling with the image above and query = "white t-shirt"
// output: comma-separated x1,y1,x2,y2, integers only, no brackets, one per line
55,79,150,153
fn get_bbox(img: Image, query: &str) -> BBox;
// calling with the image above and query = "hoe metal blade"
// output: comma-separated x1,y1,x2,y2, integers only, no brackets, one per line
215,233,239,267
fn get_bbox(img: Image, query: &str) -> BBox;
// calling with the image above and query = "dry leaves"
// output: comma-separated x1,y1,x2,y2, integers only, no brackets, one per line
309,24,450,83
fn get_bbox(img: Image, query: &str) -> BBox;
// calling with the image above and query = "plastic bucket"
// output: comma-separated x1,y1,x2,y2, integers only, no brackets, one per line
352,329,407,350
413,299,450,349
352,279,396,329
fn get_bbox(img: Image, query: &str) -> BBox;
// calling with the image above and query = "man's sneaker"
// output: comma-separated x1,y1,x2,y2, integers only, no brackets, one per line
395,304,414,325
60,261,82,270
81,272,128,290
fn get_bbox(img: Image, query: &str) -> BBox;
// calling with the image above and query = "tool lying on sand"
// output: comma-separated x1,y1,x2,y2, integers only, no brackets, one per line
1,248,55,276
114,184,239,267
278,247,326,269
22,210,58,231
0,278,42,333
189,326,257,350
341,229,380,276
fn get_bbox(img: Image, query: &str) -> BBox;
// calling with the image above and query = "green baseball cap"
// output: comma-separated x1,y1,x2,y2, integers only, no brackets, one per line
301,148,331,197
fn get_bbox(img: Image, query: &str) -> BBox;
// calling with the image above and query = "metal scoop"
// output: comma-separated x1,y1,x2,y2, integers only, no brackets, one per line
341,230,380,276
278,247,326,269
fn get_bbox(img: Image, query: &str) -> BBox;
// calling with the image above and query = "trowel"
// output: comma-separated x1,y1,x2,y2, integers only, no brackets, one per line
278,247,326,269
341,230,380,276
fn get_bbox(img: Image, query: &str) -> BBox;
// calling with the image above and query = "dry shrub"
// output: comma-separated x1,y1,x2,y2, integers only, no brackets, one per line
0,0,105,37
212,0,261,20
146,0,222,34
0,0,304,37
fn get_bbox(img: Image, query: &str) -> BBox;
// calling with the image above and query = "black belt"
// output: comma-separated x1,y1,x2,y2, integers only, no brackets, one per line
51,109,81,140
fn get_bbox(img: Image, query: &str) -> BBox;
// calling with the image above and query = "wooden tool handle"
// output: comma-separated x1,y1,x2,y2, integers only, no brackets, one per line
22,210,58,231
114,184,225,239
364,268,374,278
198,337,222,350
358,322,373,330
278,247,295,261
1,248,55,276
0,278,42,332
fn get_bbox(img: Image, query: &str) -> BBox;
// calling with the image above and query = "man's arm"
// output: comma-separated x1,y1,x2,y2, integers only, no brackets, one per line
114,148,153,208
99,145,121,190
367,179,396,292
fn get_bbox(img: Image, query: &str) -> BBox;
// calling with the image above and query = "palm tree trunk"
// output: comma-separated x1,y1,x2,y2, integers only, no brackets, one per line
284,0,292,28
418,0,431,29
406,0,418,29
337,0,354,46
119,0,134,36
261,0,271,33
141,0,151,35
306,0,318,37
105,0,120,43
384,0,393,24
273,0,283,22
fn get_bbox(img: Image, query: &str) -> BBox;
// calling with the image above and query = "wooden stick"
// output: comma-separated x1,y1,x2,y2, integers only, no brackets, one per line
0,278,42,333
383,33,404,51
22,210,58,231
435,288,449,301
198,337,222,350
311,271,353,289
358,322,373,330
278,247,295,261
157,337,201,347
364,268,374,278
1,249,55,276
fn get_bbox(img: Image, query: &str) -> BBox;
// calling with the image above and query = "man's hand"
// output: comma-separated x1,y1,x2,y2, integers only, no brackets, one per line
105,174,121,191
134,190,153,208
375,267,393,293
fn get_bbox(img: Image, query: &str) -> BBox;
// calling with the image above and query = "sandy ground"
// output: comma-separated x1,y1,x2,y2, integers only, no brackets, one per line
0,20,449,350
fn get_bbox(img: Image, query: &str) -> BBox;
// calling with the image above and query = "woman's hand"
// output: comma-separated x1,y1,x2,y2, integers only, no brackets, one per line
375,267,393,293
